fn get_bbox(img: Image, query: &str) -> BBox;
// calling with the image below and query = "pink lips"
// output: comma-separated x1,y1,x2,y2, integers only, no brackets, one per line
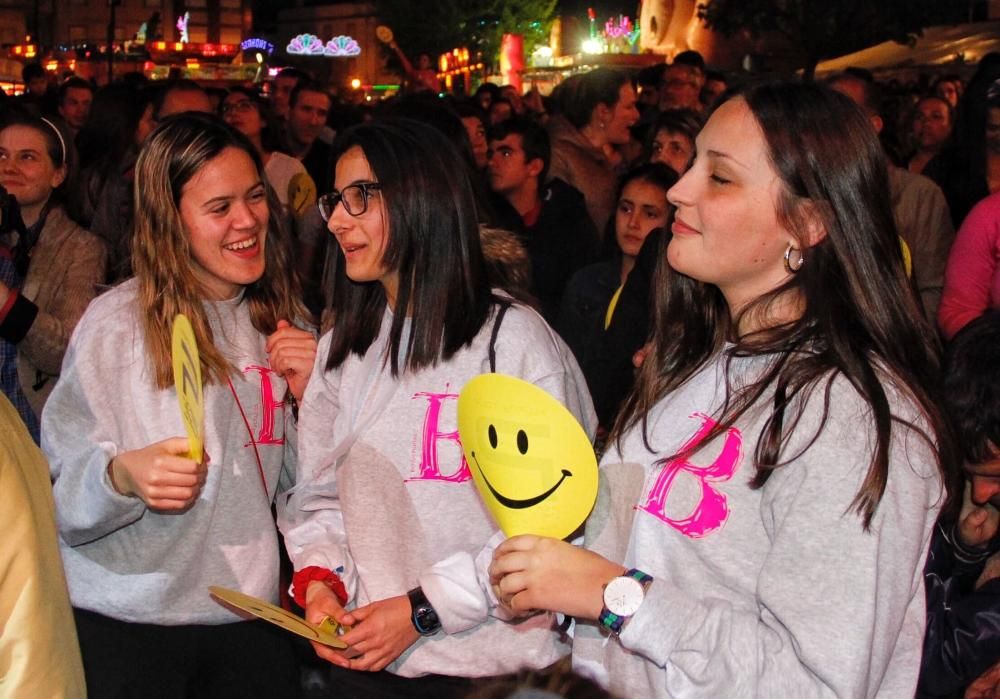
671,217,699,236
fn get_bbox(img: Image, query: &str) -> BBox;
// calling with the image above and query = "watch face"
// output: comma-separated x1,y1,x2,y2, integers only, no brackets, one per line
603,576,644,617
415,604,440,634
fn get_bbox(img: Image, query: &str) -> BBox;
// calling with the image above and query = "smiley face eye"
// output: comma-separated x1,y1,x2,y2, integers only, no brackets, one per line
517,429,528,454
488,424,498,449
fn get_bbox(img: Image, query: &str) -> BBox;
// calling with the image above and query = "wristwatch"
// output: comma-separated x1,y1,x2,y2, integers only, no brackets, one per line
599,568,653,635
407,587,441,636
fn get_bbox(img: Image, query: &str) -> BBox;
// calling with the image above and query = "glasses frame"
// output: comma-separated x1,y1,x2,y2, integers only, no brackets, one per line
220,99,257,115
318,182,382,219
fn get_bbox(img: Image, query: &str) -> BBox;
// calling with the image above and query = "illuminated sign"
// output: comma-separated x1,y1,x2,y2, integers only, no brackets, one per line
176,12,190,43
241,38,275,54
286,33,361,57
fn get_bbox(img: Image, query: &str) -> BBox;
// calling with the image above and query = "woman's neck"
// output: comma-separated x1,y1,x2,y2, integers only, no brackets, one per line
728,288,804,337
620,255,636,285
581,122,607,152
19,199,47,228
250,134,267,159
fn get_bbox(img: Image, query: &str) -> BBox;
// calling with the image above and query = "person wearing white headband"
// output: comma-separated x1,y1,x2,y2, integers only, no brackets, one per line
0,113,107,438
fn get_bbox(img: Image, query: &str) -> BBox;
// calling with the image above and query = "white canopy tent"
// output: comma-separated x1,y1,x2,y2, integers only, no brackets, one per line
815,22,1000,75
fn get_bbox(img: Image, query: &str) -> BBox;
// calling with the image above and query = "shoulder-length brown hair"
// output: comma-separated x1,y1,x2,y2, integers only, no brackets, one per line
613,81,959,528
132,112,308,388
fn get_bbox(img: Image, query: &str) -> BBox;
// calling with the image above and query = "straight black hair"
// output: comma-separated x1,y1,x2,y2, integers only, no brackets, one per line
324,118,494,375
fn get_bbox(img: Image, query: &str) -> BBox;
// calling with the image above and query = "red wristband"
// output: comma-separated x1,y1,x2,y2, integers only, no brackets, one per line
292,566,348,608
0,288,18,325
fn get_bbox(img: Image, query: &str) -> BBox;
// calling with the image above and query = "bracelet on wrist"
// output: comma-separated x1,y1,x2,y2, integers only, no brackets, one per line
292,566,348,608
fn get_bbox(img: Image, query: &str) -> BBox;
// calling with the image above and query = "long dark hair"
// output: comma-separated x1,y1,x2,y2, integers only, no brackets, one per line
76,83,151,181
613,81,957,528
605,162,677,244
324,118,494,375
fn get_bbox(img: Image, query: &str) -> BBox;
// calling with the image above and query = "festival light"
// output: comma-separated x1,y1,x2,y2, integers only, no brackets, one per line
286,33,361,57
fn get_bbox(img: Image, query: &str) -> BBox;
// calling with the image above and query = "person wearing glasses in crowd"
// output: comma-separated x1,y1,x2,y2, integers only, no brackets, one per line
278,118,595,698
221,86,316,218
490,82,955,697
43,113,316,696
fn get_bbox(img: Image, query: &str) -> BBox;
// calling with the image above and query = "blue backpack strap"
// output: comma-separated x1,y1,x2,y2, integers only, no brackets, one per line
488,300,513,373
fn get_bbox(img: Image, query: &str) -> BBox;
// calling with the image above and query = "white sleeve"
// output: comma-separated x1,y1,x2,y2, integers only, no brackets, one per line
43,315,146,546
276,334,358,600
619,379,941,697
420,306,597,633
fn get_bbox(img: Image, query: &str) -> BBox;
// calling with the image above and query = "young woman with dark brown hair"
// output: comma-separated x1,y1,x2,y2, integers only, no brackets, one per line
492,81,957,697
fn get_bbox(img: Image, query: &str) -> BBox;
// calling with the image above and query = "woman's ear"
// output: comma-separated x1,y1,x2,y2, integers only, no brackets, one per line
50,164,68,190
797,200,829,249
593,102,613,128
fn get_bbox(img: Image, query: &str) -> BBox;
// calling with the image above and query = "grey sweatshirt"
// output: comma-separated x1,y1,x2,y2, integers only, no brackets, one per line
573,351,942,698
43,279,296,624
279,302,597,678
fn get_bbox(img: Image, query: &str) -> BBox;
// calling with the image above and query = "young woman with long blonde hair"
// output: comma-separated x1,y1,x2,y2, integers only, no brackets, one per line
44,112,316,696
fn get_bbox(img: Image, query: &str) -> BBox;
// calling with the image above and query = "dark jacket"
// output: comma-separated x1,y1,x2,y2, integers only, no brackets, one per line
918,520,1000,697
492,178,599,323
555,257,620,392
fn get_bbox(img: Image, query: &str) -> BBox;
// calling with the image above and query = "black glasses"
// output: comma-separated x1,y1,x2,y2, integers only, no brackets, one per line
221,99,256,115
318,182,382,219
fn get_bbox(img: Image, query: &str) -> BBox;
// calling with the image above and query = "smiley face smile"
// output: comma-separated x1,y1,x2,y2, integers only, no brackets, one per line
471,451,572,509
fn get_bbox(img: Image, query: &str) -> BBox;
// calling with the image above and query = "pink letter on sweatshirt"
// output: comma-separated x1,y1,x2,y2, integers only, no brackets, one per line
243,365,285,445
637,412,743,538
406,390,471,483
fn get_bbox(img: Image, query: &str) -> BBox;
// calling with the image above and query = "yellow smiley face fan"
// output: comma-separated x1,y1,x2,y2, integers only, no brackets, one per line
457,374,598,540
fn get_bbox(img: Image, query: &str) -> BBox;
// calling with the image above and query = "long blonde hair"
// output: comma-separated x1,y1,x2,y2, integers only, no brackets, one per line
132,112,308,388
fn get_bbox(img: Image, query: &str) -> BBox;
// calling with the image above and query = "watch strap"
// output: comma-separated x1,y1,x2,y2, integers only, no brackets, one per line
599,568,653,635
407,586,441,636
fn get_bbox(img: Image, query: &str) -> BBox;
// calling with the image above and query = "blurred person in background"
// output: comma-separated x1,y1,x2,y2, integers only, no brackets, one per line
647,109,700,176
286,81,334,194
74,83,155,281
909,95,953,175
56,77,93,137
548,68,639,235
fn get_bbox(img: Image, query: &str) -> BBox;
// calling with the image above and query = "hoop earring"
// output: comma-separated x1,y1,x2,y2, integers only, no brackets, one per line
784,245,804,273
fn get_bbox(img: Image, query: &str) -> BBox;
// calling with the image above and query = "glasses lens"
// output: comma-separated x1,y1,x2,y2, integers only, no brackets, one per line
223,100,252,114
318,193,338,220
342,186,366,215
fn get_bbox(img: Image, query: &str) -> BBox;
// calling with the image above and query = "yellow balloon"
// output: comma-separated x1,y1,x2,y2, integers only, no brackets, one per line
171,314,204,462
457,374,597,540
288,172,317,216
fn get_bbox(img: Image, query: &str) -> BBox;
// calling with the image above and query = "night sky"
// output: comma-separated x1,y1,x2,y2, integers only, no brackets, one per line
252,0,642,34
558,0,641,21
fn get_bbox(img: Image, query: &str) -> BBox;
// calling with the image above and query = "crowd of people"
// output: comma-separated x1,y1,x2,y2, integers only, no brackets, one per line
1,49,999,699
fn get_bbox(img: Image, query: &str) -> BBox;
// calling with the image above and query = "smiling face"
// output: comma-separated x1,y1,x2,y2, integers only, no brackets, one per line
179,146,268,300
616,178,669,260
457,374,598,540
327,146,399,305
666,97,797,313
0,124,66,225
